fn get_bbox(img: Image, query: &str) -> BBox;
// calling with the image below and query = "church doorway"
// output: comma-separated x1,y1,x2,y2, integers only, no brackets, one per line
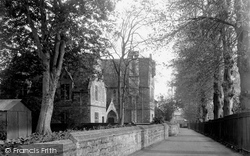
107,110,117,123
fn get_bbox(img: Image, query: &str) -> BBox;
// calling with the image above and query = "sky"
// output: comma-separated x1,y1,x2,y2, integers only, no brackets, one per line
153,44,175,98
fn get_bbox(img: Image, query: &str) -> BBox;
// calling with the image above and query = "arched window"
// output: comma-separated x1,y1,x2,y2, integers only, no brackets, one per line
61,84,70,100
95,85,98,101
95,112,99,123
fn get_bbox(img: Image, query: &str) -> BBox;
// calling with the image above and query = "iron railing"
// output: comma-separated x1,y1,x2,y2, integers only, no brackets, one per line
189,112,250,154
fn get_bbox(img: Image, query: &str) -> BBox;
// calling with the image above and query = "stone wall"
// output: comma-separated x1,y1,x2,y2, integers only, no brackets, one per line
36,124,169,156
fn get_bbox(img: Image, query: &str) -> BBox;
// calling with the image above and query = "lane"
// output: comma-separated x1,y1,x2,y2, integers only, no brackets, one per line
130,128,243,156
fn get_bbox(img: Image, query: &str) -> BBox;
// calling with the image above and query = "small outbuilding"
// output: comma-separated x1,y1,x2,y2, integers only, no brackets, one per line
0,99,32,140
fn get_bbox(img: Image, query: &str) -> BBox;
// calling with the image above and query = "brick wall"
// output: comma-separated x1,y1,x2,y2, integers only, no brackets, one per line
35,124,169,156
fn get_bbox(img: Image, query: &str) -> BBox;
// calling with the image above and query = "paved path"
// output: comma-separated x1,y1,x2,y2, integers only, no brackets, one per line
130,128,242,156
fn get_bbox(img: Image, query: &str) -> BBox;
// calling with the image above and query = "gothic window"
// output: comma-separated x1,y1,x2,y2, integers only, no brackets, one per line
113,89,117,103
95,85,98,101
61,84,70,100
95,112,99,123
100,86,103,101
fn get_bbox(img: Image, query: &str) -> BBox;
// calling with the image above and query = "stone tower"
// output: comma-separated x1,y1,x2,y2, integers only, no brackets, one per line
127,51,140,122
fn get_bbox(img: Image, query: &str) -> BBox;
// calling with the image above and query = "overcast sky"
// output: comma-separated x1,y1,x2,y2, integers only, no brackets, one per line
153,44,175,98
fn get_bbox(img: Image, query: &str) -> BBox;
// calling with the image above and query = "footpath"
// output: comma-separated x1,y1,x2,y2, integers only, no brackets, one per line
130,128,242,156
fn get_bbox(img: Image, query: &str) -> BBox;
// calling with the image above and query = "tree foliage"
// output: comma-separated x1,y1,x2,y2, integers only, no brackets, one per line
155,96,183,122
0,0,113,134
166,0,248,121
0,52,43,98
172,18,220,121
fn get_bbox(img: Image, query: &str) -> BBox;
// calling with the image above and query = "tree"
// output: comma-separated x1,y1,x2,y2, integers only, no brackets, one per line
166,0,247,120
172,18,221,121
154,0,219,121
235,0,250,111
0,0,113,134
155,96,183,122
0,52,43,99
102,0,160,125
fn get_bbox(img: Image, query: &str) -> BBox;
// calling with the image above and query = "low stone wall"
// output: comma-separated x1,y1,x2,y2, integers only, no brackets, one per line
35,124,169,156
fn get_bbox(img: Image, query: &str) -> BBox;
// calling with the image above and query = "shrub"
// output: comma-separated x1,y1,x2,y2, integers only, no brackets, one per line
152,116,165,124
0,130,73,155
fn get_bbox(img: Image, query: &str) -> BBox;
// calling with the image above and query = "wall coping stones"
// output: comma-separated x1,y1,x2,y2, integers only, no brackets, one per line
70,126,142,143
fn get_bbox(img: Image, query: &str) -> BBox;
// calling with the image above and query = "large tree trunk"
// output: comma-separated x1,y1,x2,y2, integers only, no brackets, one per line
36,64,58,134
118,68,124,125
199,90,208,122
213,67,224,119
26,0,67,134
235,0,250,111
36,34,66,134
222,57,235,116
222,28,235,116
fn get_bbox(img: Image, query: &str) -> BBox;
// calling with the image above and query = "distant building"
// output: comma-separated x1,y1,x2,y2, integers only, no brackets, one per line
102,51,156,123
172,108,187,127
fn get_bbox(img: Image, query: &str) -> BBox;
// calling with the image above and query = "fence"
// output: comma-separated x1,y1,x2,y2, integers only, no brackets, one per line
189,112,250,154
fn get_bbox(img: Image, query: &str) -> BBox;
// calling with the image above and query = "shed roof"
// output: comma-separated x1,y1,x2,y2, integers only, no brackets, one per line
0,99,22,111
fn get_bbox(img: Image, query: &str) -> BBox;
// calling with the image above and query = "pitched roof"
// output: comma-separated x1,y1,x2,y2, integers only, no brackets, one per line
0,99,22,110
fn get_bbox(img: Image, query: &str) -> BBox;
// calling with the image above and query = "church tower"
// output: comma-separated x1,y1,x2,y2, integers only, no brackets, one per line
127,51,140,123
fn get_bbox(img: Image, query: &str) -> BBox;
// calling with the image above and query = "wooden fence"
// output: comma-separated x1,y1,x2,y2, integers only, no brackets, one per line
189,112,250,154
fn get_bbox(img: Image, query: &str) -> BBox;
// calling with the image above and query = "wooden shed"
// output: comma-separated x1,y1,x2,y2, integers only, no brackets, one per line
0,99,32,139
